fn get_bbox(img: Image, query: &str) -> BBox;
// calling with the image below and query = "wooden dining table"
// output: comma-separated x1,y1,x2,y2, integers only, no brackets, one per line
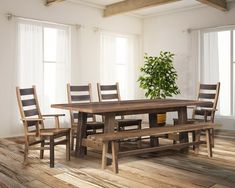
51,99,208,157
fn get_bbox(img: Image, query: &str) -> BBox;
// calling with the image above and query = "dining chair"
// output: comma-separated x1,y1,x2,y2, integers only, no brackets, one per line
97,82,142,145
67,83,104,150
174,82,220,146
16,86,70,167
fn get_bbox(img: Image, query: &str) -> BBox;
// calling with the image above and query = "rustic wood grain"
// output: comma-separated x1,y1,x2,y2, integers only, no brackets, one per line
0,129,234,188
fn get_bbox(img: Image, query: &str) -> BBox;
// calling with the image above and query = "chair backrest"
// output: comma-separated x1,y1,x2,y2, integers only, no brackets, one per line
16,86,44,132
192,82,220,122
97,82,121,102
67,83,95,124
97,82,124,119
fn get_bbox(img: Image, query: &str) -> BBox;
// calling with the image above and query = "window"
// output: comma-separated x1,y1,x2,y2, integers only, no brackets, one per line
18,20,70,113
100,32,139,100
201,28,234,116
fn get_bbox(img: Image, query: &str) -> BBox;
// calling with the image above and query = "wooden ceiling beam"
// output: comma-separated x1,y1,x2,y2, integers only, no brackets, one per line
196,0,227,11
45,0,65,6
104,0,181,17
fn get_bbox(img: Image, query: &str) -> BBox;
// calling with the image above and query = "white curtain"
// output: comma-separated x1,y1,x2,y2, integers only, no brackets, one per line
100,32,139,100
17,20,71,125
55,28,70,103
18,21,43,95
201,30,231,116
201,32,219,83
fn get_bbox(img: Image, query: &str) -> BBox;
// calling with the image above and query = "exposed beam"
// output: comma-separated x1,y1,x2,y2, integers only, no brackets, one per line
196,0,227,11
104,0,181,17
45,0,65,6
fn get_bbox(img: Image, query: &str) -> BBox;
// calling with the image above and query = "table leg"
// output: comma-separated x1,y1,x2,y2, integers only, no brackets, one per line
104,113,116,165
177,107,188,143
149,113,159,147
75,112,87,157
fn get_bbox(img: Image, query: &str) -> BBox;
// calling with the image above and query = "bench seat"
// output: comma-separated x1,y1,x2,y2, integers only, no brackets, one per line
85,122,214,173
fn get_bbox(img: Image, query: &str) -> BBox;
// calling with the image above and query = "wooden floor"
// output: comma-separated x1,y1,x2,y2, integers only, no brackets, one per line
0,130,235,188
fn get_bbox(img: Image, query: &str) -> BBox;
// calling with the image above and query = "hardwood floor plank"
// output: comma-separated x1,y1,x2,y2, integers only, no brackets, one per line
24,180,51,188
1,130,234,188
0,172,26,188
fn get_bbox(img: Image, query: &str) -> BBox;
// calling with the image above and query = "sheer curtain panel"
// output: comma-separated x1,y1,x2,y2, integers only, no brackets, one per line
17,19,71,125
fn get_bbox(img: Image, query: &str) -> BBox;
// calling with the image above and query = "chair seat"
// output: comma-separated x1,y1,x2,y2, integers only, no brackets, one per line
40,128,70,136
86,122,104,130
72,122,104,131
173,118,196,125
117,119,142,127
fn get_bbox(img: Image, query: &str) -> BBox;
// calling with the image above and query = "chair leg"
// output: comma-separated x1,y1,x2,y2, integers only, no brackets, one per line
50,136,55,168
40,140,45,159
111,141,118,174
102,142,108,170
137,123,142,148
66,133,71,161
192,131,196,150
24,143,29,165
71,129,74,151
211,129,215,148
206,129,213,158
117,125,121,149
194,130,201,154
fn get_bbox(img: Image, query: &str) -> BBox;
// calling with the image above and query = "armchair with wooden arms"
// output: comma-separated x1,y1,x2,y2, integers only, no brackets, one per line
16,85,70,167
67,83,104,150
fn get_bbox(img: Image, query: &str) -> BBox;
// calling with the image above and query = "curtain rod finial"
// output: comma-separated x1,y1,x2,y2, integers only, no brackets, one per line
6,13,13,21
187,28,192,33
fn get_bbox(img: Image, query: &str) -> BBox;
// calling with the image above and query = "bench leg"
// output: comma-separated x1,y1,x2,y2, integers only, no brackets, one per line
206,129,213,158
111,141,118,174
194,130,201,154
102,142,108,170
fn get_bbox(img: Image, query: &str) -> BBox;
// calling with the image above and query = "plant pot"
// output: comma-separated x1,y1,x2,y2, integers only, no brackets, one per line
157,113,166,126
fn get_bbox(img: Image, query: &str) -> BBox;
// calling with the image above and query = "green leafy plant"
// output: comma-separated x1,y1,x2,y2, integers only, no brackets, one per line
138,51,180,99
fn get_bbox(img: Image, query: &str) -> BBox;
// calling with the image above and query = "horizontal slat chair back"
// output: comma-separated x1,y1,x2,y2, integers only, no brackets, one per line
193,82,220,122
16,86,43,129
97,82,124,119
97,83,120,102
101,93,119,100
200,84,218,90
67,83,95,122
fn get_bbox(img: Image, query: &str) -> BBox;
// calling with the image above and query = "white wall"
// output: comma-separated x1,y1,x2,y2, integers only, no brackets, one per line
143,2,235,129
0,0,142,137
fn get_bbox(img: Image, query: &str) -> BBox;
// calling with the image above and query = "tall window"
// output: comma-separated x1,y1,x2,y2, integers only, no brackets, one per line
201,28,234,116
18,20,70,113
100,32,139,100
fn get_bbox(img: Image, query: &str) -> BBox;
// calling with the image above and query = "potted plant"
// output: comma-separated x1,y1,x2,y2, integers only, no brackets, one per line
138,51,180,126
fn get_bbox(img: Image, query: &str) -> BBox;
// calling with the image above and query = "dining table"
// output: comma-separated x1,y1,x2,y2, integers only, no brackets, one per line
51,99,209,157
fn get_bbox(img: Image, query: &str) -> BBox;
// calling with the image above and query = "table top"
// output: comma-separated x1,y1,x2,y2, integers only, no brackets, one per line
51,99,208,115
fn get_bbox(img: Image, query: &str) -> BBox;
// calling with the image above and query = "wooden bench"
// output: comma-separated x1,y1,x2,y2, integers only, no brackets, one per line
85,122,214,173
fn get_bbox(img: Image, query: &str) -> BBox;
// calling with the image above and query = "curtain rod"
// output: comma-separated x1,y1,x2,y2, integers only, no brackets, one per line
5,13,81,29
188,23,235,33
3,12,141,36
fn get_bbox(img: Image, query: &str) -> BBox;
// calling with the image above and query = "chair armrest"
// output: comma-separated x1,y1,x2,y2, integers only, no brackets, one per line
42,114,65,117
21,118,44,122
42,114,65,129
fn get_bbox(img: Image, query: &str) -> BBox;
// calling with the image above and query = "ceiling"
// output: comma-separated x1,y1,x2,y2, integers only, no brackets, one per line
68,0,234,17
